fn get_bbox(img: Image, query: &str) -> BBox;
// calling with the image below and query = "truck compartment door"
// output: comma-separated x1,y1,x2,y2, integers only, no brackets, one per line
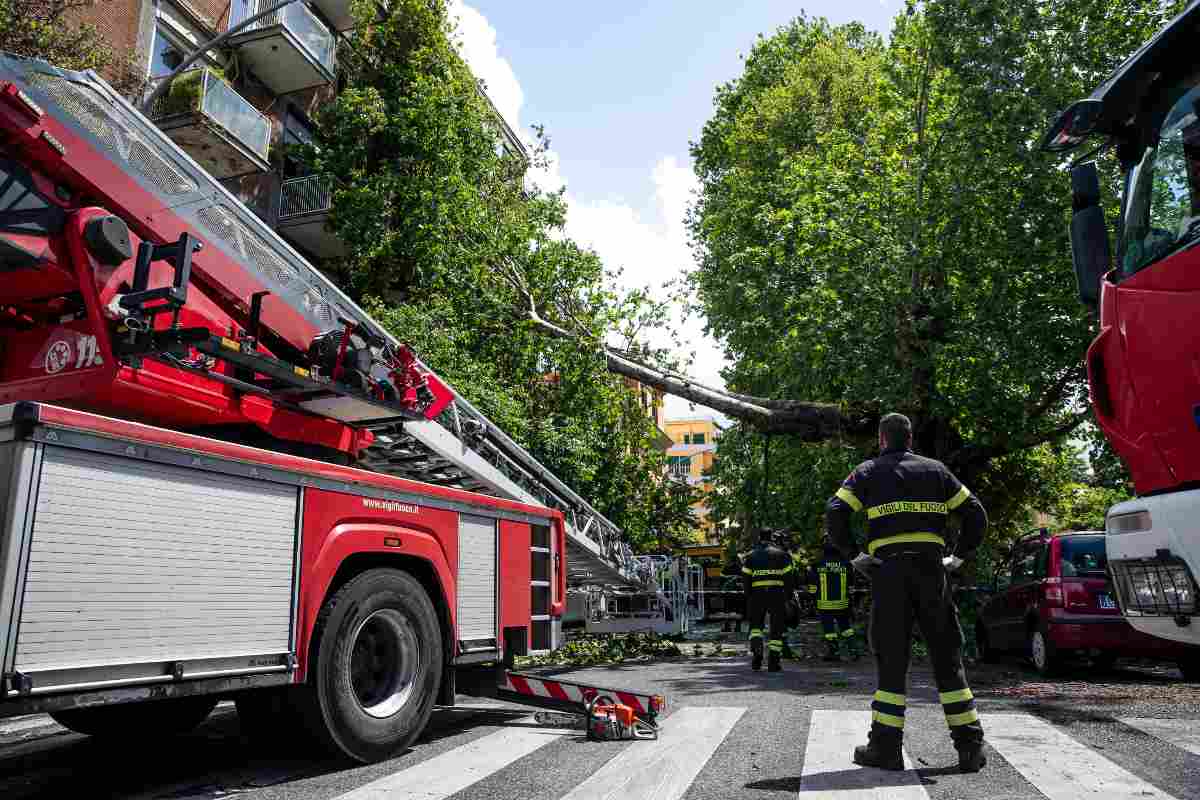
456,514,497,652
2,442,300,695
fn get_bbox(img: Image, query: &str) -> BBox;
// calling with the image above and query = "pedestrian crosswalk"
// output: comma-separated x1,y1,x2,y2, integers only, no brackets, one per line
3,704,1199,800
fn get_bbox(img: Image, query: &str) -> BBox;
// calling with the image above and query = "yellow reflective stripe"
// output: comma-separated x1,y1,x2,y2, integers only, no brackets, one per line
946,709,980,727
835,487,863,512
819,573,827,601
752,580,785,587
947,485,971,510
866,500,948,519
872,711,905,729
874,690,906,707
939,688,974,704
749,629,763,638
867,533,946,555
749,567,791,576
768,640,783,651
840,628,856,638
823,633,838,640
817,600,849,610
742,567,752,575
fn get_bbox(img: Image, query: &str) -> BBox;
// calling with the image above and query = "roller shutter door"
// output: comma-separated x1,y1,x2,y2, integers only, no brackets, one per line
457,514,497,644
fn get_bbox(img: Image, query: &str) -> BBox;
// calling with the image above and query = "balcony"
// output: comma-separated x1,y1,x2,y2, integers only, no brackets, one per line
311,0,355,31
277,174,345,258
151,69,271,178
227,1,336,95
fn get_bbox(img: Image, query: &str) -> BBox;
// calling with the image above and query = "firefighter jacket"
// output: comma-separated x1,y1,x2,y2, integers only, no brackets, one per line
813,543,851,611
741,542,796,594
825,447,988,560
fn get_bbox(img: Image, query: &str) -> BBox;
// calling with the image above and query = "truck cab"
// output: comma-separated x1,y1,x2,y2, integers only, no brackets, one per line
1042,2,1200,645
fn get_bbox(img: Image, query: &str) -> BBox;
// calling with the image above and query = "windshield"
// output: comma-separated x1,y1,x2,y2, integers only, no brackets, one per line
1059,536,1108,577
1121,74,1200,276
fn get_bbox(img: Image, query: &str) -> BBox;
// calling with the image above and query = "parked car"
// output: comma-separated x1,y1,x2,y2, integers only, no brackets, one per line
976,530,1200,679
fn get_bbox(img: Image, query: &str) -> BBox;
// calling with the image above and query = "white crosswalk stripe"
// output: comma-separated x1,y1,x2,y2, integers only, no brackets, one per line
798,710,928,798
332,717,576,800
558,706,745,800
1120,717,1200,758
986,712,1178,800
0,714,61,736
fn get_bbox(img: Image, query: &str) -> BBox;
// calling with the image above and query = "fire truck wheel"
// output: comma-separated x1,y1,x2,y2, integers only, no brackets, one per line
49,695,219,737
304,567,443,762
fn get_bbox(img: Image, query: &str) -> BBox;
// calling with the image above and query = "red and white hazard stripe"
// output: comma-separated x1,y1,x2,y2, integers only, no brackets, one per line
500,673,660,716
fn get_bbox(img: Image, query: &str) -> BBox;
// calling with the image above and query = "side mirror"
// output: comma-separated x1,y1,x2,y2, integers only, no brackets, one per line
1069,162,1112,308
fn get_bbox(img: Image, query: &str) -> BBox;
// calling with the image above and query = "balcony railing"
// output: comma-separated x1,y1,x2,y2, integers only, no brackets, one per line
233,1,336,75
151,69,271,177
279,173,332,219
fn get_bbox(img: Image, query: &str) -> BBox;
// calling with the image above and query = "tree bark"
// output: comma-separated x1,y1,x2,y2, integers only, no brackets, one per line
525,311,867,439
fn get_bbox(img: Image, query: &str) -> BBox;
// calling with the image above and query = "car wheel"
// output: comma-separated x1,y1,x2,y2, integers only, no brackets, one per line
1029,625,1062,677
975,621,999,663
1179,654,1200,683
298,568,443,763
50,695,218,737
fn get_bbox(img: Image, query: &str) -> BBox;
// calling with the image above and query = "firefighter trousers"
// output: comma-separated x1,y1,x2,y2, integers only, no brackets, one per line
867,548,983,750
746,589,787,658
819,609,855,643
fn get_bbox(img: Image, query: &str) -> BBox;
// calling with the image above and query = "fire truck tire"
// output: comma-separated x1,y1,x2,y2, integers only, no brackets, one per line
49,695,219,737
302,567,443,762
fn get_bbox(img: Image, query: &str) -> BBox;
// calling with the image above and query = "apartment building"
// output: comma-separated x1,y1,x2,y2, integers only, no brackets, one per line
63,0,524,265
664,417,724,542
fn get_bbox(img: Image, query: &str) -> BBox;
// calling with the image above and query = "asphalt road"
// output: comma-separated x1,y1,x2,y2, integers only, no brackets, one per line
2,647,1198,800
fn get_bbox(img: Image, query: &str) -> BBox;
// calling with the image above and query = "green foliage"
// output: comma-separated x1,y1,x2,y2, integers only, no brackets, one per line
313,0,697,547
516,632,683,667
689,5,1171,554
1050,482,1133,532
1,0,145,97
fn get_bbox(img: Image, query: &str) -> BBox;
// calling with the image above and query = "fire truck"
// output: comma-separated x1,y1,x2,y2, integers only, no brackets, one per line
0,54,660,760
1041,1,1200,648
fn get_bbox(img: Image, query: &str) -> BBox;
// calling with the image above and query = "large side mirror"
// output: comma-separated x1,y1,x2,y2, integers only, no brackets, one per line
1069,162,1112,308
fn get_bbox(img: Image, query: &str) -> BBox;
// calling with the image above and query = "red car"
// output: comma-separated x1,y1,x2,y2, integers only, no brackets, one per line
976,530,1200,678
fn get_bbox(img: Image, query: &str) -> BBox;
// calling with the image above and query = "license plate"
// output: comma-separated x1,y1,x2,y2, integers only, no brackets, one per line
1098,593,1117,609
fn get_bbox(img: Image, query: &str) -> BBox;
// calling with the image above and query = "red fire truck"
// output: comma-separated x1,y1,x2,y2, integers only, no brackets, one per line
1041,2,1200,649
0,55,657,760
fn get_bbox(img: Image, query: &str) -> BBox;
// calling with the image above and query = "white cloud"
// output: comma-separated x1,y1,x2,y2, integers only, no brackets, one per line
450,4,729,424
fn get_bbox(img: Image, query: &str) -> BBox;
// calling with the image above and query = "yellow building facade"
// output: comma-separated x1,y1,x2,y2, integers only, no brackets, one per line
664,418,724,542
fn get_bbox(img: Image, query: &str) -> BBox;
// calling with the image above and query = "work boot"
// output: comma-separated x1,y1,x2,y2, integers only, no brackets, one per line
852,740,904,771
823,640,841,662
957,742,987,773
750,637,763,671
767,652,782,672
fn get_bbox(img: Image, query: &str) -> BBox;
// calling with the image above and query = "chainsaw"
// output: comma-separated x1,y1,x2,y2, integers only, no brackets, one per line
531,694,659,741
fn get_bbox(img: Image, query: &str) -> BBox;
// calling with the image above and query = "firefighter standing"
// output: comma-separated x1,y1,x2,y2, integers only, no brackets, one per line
826,412,988,774
742,527,795,672
813,537,858,662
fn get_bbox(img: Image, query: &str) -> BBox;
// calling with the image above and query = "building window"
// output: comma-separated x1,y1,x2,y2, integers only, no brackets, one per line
282,109,316,179
148,24,185,79
692,433,705,445
669,456,691,478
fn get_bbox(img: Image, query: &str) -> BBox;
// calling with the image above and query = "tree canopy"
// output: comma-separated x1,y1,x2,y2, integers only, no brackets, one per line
688,2,1178,554
307,0,701,551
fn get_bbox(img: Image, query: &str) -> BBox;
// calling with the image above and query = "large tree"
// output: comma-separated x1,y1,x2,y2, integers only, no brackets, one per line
687,4,1179,543
308,0,701,549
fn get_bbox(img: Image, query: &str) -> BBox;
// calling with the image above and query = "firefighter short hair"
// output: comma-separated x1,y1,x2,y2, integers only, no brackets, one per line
879,412,913,450
757,526,774,542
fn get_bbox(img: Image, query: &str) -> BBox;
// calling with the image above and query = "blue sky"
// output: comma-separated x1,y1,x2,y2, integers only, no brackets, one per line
450,2,899,418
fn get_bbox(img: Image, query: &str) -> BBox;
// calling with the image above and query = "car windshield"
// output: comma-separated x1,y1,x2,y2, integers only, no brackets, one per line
1059,536,1108,577
1121,72,1200,275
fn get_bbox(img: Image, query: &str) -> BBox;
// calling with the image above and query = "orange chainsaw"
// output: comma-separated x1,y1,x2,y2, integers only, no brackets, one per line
584,695,659,741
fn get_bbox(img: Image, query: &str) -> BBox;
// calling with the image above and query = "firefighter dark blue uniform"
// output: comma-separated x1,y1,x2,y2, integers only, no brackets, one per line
813,539,857,661
742,529,794,672
826,413,989,774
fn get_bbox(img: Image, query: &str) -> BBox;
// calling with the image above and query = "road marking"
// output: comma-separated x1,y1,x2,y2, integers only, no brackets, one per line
798,710,929,798
332,717,573,800
559,706,745,800
1120,717,1200,758
0,714,61,735
987,713,1177,799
